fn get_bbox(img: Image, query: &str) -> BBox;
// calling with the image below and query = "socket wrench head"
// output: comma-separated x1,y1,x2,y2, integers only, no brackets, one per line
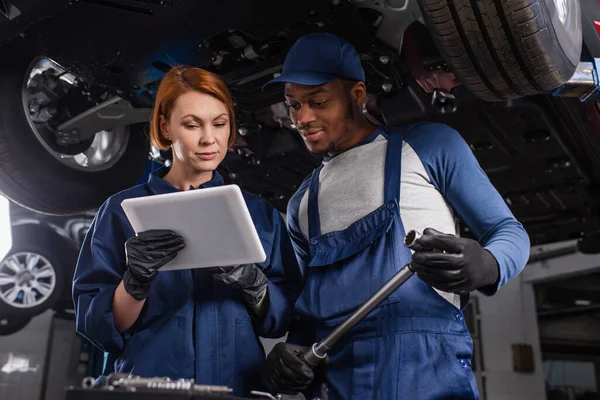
404,230,424,251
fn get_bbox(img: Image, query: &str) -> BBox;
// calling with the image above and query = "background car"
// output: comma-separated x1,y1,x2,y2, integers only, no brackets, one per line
0,202,94,335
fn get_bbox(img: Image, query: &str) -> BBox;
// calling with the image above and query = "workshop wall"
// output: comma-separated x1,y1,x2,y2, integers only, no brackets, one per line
0,311,52,400
475,276,546,400
0,311,87,400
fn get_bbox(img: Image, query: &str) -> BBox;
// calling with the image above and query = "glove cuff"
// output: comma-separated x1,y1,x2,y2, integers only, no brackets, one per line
481,249,500,288
242,277,268,306
123,270,152,301
248,287,269,320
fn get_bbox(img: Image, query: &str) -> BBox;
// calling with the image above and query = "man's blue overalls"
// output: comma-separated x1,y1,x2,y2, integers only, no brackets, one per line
288,126,480,399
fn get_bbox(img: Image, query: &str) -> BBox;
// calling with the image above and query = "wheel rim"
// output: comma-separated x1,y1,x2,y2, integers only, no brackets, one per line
552,0,568,25
0,252,57,309
552,0,580,37
22,58,130,172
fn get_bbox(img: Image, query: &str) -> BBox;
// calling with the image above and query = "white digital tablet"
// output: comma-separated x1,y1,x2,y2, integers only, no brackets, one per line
120,185,267,271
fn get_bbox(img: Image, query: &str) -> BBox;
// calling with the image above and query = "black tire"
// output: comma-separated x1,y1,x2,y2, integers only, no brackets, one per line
0,317,32,336
0,224,78,319
0,43,150,215
417,0,582,101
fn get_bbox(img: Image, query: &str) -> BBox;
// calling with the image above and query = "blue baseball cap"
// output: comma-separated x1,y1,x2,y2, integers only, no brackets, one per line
262,33,365,90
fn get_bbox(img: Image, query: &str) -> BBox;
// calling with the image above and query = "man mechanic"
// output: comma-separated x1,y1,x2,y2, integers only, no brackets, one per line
260,33,530,399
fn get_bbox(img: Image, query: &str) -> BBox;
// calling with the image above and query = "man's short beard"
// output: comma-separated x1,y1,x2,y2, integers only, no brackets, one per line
325,99,359,155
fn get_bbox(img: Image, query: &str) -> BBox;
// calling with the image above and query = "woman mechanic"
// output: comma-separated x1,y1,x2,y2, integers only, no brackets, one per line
72,66,303,396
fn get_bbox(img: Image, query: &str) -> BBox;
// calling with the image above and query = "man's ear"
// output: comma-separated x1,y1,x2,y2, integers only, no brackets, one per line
159,116,170,141
352,82,368,108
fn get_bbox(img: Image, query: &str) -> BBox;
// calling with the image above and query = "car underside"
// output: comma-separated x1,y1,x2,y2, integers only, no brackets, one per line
0,0,599,249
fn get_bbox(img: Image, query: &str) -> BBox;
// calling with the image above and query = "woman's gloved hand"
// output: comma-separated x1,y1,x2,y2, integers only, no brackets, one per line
212,264,268,307
411,228,499,295
261,342,315,395
123,229,185,301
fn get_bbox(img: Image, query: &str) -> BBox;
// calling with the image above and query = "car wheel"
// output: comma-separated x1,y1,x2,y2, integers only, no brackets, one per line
0,224,77,319
0,43,150,215
418,0,582,101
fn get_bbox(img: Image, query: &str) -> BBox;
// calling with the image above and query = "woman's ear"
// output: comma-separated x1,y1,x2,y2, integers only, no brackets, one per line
159,116,170,142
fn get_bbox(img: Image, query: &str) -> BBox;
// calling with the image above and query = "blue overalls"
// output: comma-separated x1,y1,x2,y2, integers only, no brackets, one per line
288,127,479,399
73,169,303,396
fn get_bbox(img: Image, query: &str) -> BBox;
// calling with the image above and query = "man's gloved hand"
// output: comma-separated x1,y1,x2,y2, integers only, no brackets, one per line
212,264,269,307
410,228,499,295
261,343,315,395
123,229,185,301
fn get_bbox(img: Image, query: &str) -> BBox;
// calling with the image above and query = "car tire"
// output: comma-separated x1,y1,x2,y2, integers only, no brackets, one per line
417,0,583,101
0,224,77,319
0,317,32,336
0,43,150,215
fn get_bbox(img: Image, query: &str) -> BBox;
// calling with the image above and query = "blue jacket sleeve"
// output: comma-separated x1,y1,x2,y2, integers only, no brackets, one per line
72,201,130,354
404,122,531,295
249,199,304,338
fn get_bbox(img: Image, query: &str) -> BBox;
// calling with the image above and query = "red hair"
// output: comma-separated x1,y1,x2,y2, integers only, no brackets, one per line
150,66,236,150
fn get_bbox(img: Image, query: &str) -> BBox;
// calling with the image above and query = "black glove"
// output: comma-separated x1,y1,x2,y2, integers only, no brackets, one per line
123,229,185,301
212,264,268,306
261,343,315,395
410,228,499,295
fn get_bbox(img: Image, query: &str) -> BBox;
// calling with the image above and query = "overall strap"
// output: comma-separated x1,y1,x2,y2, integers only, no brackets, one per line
307,165,324,238
383,128,405,204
